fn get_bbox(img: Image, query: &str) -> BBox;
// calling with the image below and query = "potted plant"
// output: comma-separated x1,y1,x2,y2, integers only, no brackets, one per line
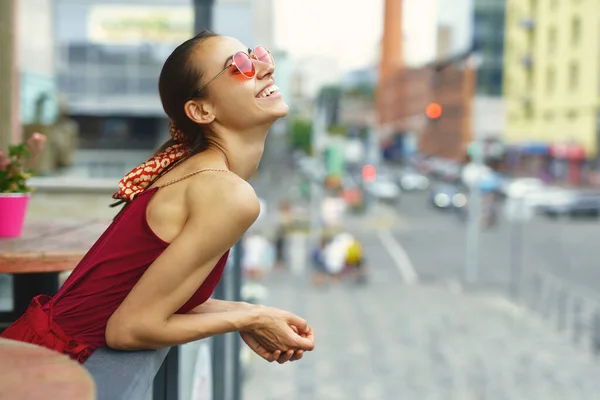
0,133,47,238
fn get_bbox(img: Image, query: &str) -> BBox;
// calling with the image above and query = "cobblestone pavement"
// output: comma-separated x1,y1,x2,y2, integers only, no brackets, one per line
242,230,600,400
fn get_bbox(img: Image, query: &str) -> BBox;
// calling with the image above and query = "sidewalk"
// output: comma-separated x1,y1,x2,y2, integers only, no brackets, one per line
242,230,600,400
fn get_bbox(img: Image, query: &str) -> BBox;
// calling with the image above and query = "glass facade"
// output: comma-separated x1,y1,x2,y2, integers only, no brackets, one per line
53,0,192,152
473,0,506,96
56,42,170,108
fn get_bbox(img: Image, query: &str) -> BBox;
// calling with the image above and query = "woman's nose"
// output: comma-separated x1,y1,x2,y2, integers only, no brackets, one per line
255,59,274,80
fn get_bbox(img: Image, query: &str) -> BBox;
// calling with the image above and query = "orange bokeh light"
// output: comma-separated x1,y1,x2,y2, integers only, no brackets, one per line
426,102,443,119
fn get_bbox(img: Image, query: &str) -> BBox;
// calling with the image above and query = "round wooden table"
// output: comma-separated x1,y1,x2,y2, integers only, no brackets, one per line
0,219,109,327
0,338,96,399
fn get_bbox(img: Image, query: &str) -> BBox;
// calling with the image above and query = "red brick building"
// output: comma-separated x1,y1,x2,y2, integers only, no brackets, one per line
377,56,476,161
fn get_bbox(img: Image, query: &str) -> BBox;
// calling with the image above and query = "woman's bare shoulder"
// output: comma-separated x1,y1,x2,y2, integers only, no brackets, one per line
185,172,260,226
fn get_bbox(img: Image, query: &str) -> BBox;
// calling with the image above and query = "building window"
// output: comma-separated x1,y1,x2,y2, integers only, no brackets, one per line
544,111,554,121
524,105,534,120
567,110,578,120
548,27,557,54
571,17,582,46
73,116,162,150
529,0,537,12
546,67,556,94
550,0,558,10
526,67,534,89
569,62,579,90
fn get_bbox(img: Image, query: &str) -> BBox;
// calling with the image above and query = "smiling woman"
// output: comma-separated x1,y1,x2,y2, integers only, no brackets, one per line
1,30,314,367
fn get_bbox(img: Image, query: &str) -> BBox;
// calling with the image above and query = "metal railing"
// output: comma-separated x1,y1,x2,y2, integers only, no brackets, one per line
211,240,244,400
506,211,600,358
84,346,175,400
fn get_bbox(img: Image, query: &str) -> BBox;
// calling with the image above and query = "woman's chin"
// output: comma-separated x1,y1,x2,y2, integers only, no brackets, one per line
274,102,290,118
261,99,289,120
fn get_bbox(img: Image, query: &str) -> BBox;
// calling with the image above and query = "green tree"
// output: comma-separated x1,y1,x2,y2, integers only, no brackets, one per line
289,118,313,154
327,124,348,136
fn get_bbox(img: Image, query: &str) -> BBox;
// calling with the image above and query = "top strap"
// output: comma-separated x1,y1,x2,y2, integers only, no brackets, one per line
158,168,232,189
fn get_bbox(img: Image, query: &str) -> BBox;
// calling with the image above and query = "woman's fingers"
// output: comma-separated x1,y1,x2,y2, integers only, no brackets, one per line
277,349,295,364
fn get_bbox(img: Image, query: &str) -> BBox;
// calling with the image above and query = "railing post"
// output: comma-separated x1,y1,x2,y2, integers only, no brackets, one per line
212,240,244,400
211,275,227,400
153,346,180,400
592,311,600,357
231,240,243,400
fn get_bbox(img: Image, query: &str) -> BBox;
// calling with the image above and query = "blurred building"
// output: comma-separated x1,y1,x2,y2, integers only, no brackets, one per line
0,0,58,149
55,0,193,152
338,67,377,127
436,25,453,61
503,0,598,186
377,0,505,162
289,56,341,119
214,0,275,47
50,0,278,176
379,0,403,86
18,0,58,126
471,0,506,149
472,0,505,96
379,54,476,161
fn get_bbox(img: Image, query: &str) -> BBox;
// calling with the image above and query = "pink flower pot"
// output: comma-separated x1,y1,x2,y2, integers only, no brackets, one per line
0,193,30,238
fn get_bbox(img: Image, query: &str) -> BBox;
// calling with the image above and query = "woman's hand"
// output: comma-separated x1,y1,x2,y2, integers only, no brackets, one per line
241,306,314,360
286,324,313,362
240,331,282,362
240,324,314,364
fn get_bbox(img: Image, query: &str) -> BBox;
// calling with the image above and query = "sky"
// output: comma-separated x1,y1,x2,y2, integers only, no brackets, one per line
272,0,472,73
273,0,384,72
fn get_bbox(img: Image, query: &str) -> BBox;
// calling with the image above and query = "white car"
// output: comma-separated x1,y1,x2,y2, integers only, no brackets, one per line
501,178,545,199
398,171,429,191
367,177,401,201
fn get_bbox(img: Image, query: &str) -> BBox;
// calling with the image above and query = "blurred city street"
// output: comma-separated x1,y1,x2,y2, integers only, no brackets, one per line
4,0,600,398
242,205,600,400
393,191,600,294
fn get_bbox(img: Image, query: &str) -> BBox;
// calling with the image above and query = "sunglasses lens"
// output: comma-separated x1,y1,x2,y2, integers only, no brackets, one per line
254,46,274,65
233,52,255,78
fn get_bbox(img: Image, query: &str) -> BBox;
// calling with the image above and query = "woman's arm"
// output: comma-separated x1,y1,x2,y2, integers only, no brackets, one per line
188,298,253,314
193,299,312,363
105,175,313,353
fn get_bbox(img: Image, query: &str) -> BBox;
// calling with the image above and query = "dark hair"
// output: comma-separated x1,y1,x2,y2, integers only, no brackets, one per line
156,29,219,157
110,30,219,210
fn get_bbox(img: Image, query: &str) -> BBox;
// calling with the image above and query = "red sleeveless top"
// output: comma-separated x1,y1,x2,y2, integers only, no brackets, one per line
1,186,229,363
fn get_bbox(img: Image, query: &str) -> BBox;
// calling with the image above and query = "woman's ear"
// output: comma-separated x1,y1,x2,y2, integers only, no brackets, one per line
184,100,215,125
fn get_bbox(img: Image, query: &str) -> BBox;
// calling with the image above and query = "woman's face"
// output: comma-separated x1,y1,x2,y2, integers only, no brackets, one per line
193,36,289,130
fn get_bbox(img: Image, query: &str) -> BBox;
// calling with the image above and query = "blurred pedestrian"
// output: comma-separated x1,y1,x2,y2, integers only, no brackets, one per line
1,30,314,365
274,200,292,269
324,233,353,283
345,237,367,284
311,236,330,287
243,232,275,280
482,192,500,228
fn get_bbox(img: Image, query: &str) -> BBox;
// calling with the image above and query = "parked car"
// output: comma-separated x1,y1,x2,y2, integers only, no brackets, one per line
365,173,401,203
522,186,566,209
537,190,600,219
500,177,545,199
396,168,429,192
429,183,467,210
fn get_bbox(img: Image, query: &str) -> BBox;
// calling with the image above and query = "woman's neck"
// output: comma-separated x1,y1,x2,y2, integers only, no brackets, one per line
223,139,265,180
196,136,265,181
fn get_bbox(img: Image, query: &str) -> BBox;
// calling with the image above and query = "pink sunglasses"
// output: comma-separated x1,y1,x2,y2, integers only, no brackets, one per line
192,46,274,98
